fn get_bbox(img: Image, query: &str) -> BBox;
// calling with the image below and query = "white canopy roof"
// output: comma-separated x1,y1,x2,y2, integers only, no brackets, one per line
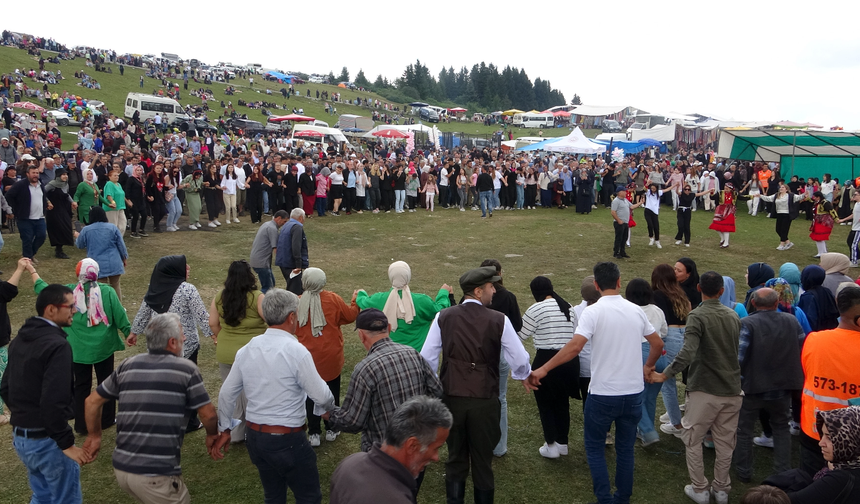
362,124,434,138
543,127,606,154
629,123,676,142
570,104,629,117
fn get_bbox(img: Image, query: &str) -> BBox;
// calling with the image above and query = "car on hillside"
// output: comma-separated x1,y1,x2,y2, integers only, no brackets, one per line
47,100,105,126
170,118,218,136
419,107,440,123
601,119,623,133
309,75,326,84
225,118,265,135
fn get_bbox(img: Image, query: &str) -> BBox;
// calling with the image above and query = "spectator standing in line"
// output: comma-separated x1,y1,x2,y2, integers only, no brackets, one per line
6,164,50,260
274,208,308,294
650,272,742,504
611,187,642,259
527,262,662,504
249,210,288,293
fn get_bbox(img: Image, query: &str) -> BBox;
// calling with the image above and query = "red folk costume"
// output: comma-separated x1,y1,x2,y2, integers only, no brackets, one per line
709,184,737,233
626,183,637,228
810,200,836,241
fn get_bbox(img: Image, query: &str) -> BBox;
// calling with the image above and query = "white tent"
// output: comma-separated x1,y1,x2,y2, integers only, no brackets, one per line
629,123,676,142
543,127,606,154
570,104,629,117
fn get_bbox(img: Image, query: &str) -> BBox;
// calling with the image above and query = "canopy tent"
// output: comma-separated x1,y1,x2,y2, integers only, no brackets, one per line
591,139,652,154
570,104,629,117
517,137,562,151
551,110,571,117
269,114,315,123
447,107,467,113
517,127,605,154
773,120,824,130
362,124,434,138
265,71,295,83
292,124,351,146
629,123,676,142
502,109,524,116
717,129,860,182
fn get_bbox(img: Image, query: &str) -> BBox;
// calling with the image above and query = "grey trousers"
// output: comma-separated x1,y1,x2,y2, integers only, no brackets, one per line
219,363,248,443
733,394,792,479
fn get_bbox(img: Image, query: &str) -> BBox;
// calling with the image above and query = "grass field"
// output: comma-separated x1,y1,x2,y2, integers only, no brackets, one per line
0,193,831,503
3,46,588,141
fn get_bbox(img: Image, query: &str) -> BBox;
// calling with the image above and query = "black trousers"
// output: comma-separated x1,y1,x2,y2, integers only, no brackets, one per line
305,375,340,435
204,190,219,220
775,213,792,242
644,208,660,240
74,355,115,433
280,267,304,295
128,204,147,233
344,187,356,212
526,185,537,207
186,348,200,430
613,221,629,256
675,209,691,244
533,349,580,445
439,186,449,208
443,396,500,491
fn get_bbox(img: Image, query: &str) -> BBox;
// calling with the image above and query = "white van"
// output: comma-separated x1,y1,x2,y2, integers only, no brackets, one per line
124,93,190,123
513,112,555,128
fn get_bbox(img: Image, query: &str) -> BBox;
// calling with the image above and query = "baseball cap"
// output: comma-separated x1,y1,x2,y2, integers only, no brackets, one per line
354,308,389,332
21,154,36,161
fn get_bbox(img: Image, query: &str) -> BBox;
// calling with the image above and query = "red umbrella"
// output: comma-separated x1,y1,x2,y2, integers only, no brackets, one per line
270,114,315,123
372,129,409,139
448,107,467,113
295,130,324,137
11,101,46,112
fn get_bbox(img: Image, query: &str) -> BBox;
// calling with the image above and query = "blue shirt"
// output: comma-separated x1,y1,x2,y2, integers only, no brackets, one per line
347,170,356,189
75,222,128,277
561,171,573,192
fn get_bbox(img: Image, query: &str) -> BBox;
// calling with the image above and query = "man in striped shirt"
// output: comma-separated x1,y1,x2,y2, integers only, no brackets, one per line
83,313,219,504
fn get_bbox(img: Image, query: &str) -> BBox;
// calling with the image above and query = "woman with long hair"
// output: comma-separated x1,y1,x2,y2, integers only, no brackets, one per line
202,162,222,227
181,169,204,229
209,260,266,443
164,162,182,231
299,165,316,216
709,182,738,248
146,162,168,233
651,263,692,435
518,276,580,458
245,164,265,224
810,191,837,257
129,255,213,431
368,163,381,213
220,163,241,224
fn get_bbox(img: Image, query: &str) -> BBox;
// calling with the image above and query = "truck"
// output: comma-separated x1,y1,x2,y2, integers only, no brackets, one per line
336,114,374,131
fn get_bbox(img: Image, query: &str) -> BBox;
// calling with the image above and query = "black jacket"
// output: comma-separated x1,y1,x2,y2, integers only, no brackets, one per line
0,317,75,450
5,179,48,220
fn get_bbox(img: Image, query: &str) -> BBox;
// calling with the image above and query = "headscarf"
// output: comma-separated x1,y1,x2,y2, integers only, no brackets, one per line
89,206,108,223
746,262,775,288
800,265,840,331
765,278,795,313
297,267,327,337
382,261,416,332
801,265,827,291
45,168,69,193
530,276,571,321
816,406,860,471
719,276,737,308
82,168,97,187
73,258,109,327
320,167,331,177
820,252,851,276
779,263,802,302
143,255,187,314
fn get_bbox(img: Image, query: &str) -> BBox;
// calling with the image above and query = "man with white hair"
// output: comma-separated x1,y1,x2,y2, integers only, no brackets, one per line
83,313,219,504
0,136,17,165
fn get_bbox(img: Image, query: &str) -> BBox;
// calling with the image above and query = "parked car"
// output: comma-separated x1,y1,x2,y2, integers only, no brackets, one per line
226,118,265,135
419,107,439,123
602,120,623,133
171,118,217,136
626,122,648,132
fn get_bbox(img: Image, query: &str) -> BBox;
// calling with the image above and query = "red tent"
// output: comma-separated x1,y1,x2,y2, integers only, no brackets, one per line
372,129,409,139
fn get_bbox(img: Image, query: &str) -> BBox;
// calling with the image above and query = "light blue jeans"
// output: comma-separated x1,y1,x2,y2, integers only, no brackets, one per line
13,433,82,504
661,327,685,426
493,188,501,208
394,190,405,212
166,196,182,228
493,355,510,456
638,342,669,443
516,185,525,209
479,190,494,217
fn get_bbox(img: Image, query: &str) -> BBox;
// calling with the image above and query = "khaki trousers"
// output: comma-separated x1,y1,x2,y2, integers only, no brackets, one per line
680,390,743,493
106,209,127,235
100,275,122,302
114,469,190,504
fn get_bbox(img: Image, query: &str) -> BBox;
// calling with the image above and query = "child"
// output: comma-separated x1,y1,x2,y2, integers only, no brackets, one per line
709,182,737,248
420,174,436,211
406,171,419,212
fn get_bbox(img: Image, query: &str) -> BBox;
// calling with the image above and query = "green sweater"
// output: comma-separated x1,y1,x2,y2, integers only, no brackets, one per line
663,298,742,397
34,278,130,364
356,288,451,351
72,182,108,224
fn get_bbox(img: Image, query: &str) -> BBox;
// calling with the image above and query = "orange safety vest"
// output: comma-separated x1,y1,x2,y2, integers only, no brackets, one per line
758,169,772,190
800,328,860,439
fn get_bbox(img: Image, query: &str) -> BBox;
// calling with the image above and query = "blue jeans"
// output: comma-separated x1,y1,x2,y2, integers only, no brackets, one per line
0,228,5,255
584,393,642,504
493,188,501,208
13,432,82,504
493,355,510,456
315,197,327,216
516,185,524,209
254,267,275,294
395,190,405,212
661,327,685,426
18,218,47,259
638,342,669,443
479,191,494,217
246,429,322,504
166,196,182,228
262,191,269,214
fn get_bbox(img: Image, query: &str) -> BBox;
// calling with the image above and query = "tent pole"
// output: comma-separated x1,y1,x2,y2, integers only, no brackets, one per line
790,131,797,179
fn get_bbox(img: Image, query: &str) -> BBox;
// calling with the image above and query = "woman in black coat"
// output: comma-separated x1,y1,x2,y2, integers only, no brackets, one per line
44,169,75,259
145,162,168,233
124,165,148,237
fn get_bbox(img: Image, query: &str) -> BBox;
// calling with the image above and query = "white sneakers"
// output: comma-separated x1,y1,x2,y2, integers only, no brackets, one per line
208,222,217,228
325,430,340,442
660,423,684,438
684,485,709,504
189,225,197,230
539,442,568,458
656,241,662,249
675,240,682,245
649,237,655,246
753,434,774,448
659,412,671,424
309,433,320,447
713,489,729,504
777,244,785,250
214,220,222,226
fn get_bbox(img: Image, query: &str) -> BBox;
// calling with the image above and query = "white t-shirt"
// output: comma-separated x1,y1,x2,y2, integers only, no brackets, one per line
821,180,837,196
573,301,591,378
852,201,860,232
575,294,655,396
643,190,663,214
493,171,502,190
439,168,449,187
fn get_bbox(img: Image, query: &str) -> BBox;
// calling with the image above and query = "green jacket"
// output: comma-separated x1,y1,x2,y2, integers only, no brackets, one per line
72,182,108,224
663,298,742,397
357,288,451,351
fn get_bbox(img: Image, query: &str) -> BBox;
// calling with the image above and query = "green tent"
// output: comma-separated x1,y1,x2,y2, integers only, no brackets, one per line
717,129,860,182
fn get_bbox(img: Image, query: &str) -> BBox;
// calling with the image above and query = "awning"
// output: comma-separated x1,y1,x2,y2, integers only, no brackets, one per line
570,104,629,117
717,130,860,163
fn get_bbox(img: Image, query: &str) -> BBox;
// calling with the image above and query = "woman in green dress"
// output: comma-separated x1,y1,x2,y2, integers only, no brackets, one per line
181,169,204,229
73,169,108,224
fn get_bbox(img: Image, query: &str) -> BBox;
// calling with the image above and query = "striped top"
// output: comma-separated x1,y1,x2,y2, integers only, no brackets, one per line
97,350,211,476
519,298,577,350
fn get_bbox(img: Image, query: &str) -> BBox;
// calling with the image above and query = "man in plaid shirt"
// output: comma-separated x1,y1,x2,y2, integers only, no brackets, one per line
326,309,443,454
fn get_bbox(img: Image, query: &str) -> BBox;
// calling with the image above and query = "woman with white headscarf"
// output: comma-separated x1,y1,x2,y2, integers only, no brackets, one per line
31,258,129,434
356,261,453,351
295,267,359,447
73,168,108,224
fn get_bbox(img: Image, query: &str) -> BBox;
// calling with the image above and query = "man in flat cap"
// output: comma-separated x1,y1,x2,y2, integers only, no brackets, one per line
420,266,531,504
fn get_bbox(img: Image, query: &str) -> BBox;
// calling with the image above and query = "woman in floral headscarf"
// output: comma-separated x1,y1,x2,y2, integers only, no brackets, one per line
31,258,129,434
786,406,860,503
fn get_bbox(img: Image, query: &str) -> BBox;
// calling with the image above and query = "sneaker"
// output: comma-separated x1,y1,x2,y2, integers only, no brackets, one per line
357,210,363,214
680,403,685,411
214,220,222,226
660,423,684,438
167,226,177,232
684,485,710,504
189,225,197,230
460,208,465,212
851,262,860,268
539,442,560,459
130,232,140,239
557,443,568,456
784,241,794,250
790,420,801,436
195,223,203,228
656,241,662,249
777,244,785,250
225,219,232,224
649,237,655,246
712,489,729,504
208,222,217,228
685,244,690,247
325,430,340,442
675,240,682,245
703,434,715,449
309,433,321,447
659,412,671,424
753,434,774,448
138,231,149,237
605,433,614,445
233,218,240,223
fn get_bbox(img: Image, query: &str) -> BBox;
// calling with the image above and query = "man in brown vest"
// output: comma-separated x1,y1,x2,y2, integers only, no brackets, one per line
420,266,532,504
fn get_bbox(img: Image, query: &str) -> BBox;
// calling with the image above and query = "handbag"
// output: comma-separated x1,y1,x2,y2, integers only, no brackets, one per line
165,191,174,202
